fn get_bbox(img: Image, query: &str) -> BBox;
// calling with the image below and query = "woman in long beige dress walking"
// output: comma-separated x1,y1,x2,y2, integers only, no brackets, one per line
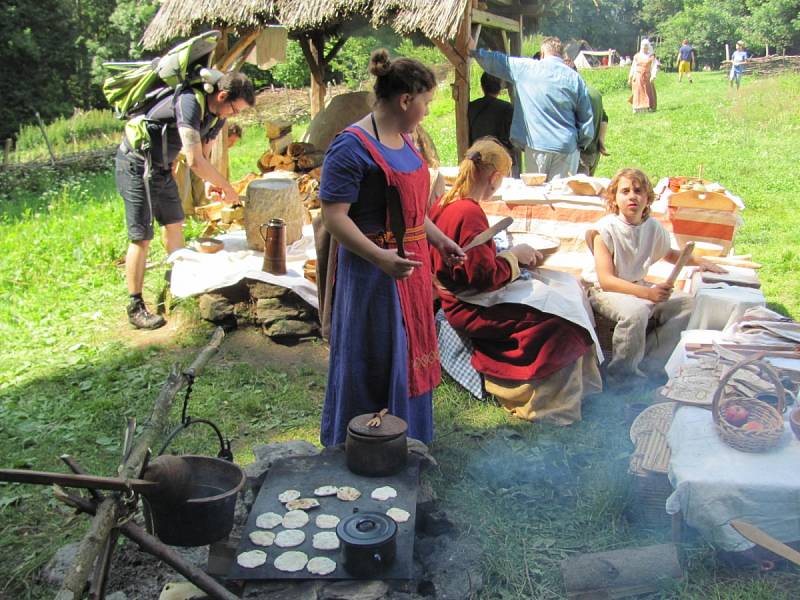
628,39,658,113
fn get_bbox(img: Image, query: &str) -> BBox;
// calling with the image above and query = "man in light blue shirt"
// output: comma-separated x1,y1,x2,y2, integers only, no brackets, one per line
469,36,594,181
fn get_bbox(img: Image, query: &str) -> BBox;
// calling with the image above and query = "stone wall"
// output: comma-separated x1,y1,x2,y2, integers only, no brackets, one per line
198,279,319,340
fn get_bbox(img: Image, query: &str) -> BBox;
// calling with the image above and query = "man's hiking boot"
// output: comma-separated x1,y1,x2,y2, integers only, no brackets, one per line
127,299,166,330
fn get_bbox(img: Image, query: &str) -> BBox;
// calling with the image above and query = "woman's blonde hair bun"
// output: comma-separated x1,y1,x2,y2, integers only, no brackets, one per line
369,48,392,77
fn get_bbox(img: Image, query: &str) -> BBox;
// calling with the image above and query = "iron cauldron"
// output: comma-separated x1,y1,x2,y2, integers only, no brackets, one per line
345,412,407,477
143,455,245,546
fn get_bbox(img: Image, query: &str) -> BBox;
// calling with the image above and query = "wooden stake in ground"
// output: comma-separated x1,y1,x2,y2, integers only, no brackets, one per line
56,328,225,600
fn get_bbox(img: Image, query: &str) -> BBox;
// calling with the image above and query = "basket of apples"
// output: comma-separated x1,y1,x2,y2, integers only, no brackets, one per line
713,356,786,453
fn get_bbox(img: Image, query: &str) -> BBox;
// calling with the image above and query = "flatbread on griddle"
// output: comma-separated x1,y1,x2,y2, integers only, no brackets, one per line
278,489,302,503
274,550,308,573
248,530,275,547
312,531,339,550
307,556,336,575
386,507,410,523
336,486,361,501
315,514,340,529
274,529,305,548
236,550,267,568
370,486,398,501
282,509,309,529
286,497,320,511
255,512,283,529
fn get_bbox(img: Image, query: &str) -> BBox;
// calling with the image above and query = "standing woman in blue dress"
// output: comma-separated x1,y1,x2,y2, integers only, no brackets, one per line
319,49,464,446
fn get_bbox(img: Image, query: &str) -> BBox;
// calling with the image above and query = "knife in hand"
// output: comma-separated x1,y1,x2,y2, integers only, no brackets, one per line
462,216,514,252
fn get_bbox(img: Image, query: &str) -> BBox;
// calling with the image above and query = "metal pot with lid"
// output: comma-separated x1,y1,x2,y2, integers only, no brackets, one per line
345,411,408,477
336,510,397,576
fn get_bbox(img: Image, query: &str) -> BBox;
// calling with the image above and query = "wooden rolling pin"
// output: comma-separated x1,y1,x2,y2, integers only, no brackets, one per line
665,241,695,287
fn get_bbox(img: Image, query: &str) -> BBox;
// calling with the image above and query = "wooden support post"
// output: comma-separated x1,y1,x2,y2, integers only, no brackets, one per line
3,138,10,166
56,328,225,600
35,111,56,166
299,32,328,117
211,31,230,180
453,0,473,160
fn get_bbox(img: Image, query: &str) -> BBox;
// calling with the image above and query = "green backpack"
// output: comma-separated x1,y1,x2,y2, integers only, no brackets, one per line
103,30,223,119
103,31,222,151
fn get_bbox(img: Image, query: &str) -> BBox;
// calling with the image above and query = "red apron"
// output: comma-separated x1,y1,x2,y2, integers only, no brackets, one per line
345,127,441,396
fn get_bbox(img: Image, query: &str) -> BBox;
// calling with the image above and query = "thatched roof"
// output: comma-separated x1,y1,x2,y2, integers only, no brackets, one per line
142,0,470,50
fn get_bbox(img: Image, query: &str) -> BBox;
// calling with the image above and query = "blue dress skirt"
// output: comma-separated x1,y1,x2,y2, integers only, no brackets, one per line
320,245,433,446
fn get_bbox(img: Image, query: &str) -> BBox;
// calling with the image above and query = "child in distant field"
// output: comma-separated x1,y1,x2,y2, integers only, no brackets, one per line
585,168,725,384
730,40,748,89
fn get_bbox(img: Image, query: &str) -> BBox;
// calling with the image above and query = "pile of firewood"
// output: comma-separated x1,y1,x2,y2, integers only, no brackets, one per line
257,119,324,175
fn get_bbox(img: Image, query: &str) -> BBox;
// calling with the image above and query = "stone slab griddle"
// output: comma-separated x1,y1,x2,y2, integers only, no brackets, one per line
227,450,420,580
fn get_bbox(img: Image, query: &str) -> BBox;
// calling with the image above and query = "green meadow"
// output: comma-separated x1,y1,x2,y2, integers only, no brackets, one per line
1,68,798,598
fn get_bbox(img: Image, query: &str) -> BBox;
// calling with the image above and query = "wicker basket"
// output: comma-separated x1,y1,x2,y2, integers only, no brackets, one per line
712,356,786,453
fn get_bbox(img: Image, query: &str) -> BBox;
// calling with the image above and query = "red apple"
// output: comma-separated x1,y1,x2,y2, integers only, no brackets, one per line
724,405,750,427
742,421,764,432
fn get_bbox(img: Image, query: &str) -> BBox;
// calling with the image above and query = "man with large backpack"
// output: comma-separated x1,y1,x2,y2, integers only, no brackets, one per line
115,71,255,329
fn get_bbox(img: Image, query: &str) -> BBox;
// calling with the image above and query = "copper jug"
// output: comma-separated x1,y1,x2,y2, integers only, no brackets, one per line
259,219,287,275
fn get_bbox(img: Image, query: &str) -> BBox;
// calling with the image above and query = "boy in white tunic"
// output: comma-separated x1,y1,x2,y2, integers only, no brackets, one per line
585,168,724,383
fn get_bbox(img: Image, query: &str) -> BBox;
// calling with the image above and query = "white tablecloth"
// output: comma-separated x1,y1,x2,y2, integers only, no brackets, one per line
664,330,800,551
685,269,765,330
666,405,800,551
167,226,319,309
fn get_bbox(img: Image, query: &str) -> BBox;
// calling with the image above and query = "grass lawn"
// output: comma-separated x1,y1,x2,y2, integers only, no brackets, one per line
1,68,799,598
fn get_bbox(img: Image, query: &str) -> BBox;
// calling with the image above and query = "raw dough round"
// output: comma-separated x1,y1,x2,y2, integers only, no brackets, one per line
307,556,337,575
255,512,283,529
370,486,398,501
236,550,267,568
278,489,302,503
282,509,310,529
312,531,340,550
314,485,339,497
248,530,275,547
315,514,340,529
386,507,410,523
274,529,306,548
274,550,308,572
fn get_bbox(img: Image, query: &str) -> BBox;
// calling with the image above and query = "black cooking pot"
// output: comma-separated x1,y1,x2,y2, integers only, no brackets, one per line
345,412,407,477
337,510,397,576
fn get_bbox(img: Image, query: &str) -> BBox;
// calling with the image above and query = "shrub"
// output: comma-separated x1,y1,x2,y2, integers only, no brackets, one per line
581,66,631,95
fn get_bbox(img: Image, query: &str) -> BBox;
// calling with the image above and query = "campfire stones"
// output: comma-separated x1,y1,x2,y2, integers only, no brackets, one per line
370,486,397,501
249,530,276,547
386,507,410,523
336,486,361,501
237,550,268,568
255,512,283,529
286,497,320,511
307,556,337,576
315,514,340,529
311,531,339,551
278,489,301,504
274,550,309,573
275,529,306,548
282,509,309,529
314,485,338,497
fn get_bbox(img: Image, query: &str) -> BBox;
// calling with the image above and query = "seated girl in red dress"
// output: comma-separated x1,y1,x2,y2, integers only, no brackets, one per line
430,138,602,424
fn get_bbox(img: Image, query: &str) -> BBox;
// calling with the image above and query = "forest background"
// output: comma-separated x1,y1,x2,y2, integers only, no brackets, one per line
3,0,800,142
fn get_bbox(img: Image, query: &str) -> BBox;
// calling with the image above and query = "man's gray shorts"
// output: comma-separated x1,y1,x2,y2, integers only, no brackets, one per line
115,145,184,242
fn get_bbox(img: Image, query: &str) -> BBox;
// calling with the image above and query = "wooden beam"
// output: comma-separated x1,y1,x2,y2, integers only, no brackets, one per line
472,8,520,32
452,0,473,161
218,30,260,71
